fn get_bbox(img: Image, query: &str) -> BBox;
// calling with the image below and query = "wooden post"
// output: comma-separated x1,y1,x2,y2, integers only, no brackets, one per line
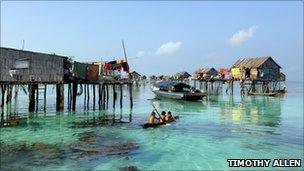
120,84,123,109
93,84,96,111
87,84,90,110
204,81,208,93
84,84,87,110
98,84,101,110
129,83,133,109
43,84,47,112
1,84,6,125
113,84,116,108
28,84,37,112
35,84,39,113
102,84,106,110
106,85,109,109
67,83,71,110
252,81,256,93
56,84,64,111
72,82,78,111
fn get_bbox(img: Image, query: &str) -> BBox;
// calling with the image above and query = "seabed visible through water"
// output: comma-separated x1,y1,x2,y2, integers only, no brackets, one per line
0,82,303,170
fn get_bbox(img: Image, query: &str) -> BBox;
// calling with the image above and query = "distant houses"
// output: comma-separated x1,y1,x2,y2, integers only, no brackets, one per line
1,46,285,87
174,71,191,80
194,68,219,80
230,56,283,81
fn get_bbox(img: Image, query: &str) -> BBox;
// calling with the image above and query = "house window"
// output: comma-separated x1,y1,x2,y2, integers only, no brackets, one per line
13,58,30,69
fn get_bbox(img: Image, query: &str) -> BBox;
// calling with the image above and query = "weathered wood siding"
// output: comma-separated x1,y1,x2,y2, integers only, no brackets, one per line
259,58,280,80
0,47,67,83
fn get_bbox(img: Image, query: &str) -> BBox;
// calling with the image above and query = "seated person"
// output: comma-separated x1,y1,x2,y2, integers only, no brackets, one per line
159,111,166,123
165,111,174,122
149,111,158,124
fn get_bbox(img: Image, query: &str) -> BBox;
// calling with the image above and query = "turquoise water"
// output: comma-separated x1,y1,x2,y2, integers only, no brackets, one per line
1,82,303,170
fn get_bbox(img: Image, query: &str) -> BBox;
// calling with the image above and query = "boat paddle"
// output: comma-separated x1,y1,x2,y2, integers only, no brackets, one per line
152,102,176,122
152,102,161,119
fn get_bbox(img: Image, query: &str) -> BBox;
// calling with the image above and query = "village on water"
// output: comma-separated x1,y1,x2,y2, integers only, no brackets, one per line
1,1,303,170
0,44,287,127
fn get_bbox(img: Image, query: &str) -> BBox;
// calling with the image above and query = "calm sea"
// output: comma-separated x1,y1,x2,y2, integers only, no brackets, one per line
0,81,303,170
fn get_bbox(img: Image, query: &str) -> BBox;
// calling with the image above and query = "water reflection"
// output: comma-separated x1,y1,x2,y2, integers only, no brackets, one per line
152,99,207,113
249,96,282,127
219,95,282,127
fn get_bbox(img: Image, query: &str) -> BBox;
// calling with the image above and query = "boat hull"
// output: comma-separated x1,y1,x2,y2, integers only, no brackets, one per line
152,90,204,101
142,116,180,128
248,92,277,96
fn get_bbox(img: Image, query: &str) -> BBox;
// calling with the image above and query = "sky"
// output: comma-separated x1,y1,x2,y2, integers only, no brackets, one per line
1,1,303,81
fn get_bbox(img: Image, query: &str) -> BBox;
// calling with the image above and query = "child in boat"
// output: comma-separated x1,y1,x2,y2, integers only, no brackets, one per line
165,111,174,122
149,111,158,124
160,111,166,123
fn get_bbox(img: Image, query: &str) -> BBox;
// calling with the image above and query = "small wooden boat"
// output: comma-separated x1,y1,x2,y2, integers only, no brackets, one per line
142,122,166,128
142,116,179,129
248,92,278,96
152,81,205,101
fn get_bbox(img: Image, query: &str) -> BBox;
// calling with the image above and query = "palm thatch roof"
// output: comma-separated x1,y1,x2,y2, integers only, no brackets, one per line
174,71,191,79
231,56,281,69
195,68,218,75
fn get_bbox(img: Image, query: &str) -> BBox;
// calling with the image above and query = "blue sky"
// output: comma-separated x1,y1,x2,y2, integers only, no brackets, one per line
1,1,303,81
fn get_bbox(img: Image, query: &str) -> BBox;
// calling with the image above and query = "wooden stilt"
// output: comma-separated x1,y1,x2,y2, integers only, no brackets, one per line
98,84,101,110
72,82,78,111
102,84,106,110
43,84,47,112
120,84,123,109
93,84,96,111
205,81,208,93
129,83,133,109
84,84,87,110
28,84,37,112
1,85,6,125
87,84,90,110
56,84,64,111
67,83,71,110
106,85,109,109
113,84,116,108
13,85,17,115
35,84,39,113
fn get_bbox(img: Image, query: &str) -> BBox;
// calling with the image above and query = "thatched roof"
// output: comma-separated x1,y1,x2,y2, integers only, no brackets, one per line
195,68,218,75
174,71,191,79
231,56,281,69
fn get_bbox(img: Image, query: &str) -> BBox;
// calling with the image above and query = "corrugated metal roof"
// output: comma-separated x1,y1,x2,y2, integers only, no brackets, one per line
231,56,281,69
0,47,68,59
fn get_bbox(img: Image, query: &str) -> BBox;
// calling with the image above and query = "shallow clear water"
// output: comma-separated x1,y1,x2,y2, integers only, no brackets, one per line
1,82,303,170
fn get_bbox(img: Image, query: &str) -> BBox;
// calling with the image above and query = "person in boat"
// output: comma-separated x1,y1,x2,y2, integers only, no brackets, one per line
165,111,174,122
149,111,159,124
159,111,166,123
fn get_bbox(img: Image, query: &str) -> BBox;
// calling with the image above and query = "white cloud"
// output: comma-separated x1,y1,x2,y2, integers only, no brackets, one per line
229,26,258,45
156,41,181,55
136,50,146,58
